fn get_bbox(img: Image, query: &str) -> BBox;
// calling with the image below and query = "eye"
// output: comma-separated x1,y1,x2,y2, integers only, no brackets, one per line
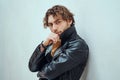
55,20,61,25
48,23,53,27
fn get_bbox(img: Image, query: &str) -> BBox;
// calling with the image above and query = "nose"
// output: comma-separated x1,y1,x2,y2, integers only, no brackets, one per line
52,24,57,33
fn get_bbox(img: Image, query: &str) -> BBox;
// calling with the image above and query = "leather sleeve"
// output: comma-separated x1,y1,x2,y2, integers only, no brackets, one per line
39,39,89,79
28,44,48,72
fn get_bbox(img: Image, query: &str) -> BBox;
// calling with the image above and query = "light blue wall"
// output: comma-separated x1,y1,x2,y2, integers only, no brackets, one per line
0,0,120,80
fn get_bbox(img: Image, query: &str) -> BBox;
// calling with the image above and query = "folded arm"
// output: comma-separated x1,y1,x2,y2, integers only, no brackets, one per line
39,39,89,79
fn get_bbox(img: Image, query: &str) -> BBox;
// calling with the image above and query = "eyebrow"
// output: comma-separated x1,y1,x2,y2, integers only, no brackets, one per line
55,19,60,22
48,19,61,24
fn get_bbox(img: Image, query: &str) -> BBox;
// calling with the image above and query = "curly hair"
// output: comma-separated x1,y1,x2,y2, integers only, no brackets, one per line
43,5,75,28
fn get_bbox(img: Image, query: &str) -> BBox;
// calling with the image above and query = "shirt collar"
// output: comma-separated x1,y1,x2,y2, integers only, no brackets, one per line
60,24,77,45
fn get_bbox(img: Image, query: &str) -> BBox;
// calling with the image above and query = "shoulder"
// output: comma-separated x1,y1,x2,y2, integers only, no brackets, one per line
68,36,89,50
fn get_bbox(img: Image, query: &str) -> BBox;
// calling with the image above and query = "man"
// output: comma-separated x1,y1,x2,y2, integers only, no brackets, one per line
29,5,89,80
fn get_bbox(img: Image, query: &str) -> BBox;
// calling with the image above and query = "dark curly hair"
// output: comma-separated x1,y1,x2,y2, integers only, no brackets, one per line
43,5,75,28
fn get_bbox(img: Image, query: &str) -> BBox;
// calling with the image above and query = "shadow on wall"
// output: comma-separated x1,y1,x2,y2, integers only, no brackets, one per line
79,50,100,80
79,63,88,80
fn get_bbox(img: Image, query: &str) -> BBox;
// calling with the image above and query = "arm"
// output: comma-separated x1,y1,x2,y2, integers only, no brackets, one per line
28,43,48,72
29,32,60,72
39,39,89,79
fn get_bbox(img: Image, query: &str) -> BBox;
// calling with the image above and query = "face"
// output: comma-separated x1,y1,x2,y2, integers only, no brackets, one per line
48,15,72,35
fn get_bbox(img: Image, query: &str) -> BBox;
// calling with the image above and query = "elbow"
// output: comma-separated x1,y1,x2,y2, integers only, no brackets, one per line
28,62,38,72
29,66,37,72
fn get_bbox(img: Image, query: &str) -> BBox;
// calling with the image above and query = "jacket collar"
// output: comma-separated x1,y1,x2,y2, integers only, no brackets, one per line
60,24,77,45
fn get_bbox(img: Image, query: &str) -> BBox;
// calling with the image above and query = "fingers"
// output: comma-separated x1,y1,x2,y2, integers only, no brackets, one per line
47,32,60,44
51,33,59,44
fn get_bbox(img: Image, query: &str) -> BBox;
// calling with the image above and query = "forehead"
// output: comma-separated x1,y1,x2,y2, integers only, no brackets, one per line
48,15,63,23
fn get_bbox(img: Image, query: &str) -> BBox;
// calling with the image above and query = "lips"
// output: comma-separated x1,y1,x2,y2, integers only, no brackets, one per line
57,31,62,35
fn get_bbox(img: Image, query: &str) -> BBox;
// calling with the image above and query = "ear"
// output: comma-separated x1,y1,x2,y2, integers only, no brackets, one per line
67,20,73,25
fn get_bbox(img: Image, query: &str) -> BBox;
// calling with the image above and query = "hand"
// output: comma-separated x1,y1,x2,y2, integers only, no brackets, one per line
43,32,60,46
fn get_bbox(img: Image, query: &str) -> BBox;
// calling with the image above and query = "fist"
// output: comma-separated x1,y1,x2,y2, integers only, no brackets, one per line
43,32,60,46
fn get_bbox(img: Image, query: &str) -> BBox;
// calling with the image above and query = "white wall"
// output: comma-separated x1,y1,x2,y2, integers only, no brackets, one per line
0,0,120,80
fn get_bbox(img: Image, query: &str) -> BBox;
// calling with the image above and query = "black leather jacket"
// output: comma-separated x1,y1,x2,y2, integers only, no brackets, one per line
29,25,89,80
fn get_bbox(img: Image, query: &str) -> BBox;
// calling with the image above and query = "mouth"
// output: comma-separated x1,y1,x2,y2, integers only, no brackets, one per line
57,31,62,36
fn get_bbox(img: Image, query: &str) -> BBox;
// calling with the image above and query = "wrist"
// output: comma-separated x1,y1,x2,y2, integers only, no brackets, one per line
43,40,49,47
41,41,48,49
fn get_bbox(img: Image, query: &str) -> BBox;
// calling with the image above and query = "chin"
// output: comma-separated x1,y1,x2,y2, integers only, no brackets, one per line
58,32,62,36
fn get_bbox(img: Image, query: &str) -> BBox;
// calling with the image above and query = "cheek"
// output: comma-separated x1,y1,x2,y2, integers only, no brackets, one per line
49,27,54,32
58,27,65,33
60,24,68,31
